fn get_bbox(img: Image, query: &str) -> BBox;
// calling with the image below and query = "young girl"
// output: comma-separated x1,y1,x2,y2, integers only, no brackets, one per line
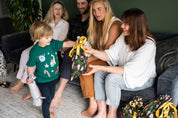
26,21,75,118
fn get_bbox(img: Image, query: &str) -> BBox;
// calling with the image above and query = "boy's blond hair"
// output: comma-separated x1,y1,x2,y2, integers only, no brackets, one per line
29,21,53,41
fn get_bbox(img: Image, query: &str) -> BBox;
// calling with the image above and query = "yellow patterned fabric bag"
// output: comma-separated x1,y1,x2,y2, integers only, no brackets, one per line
143,94,177,118
120,96,144,118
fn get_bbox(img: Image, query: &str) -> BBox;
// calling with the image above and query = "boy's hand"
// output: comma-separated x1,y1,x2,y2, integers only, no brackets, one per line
76,36,80,44
26,78,33,84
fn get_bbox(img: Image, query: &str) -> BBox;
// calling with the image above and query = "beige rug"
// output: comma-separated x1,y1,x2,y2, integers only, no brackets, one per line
0,64,88,118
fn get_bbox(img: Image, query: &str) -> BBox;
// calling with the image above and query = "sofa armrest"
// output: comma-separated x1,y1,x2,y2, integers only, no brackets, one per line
157,62,178,107
2,31,33,64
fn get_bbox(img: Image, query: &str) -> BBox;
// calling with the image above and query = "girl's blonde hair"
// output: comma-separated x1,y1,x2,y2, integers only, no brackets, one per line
44,0,68,24
88,0,114,50
29,21,53,41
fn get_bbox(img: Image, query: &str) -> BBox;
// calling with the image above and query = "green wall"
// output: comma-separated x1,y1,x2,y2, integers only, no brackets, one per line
42,0,178,34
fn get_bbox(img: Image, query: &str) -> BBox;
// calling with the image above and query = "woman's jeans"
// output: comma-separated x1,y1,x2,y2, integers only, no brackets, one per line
37,78,59,118
94,71,154,106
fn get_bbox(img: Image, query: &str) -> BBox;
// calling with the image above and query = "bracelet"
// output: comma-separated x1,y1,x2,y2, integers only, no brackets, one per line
104,66,107,72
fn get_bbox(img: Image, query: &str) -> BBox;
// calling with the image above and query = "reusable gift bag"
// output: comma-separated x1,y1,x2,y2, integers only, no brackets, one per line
69,36,90,80
0,50,7,79
143,94,177,118
121,96,144,118
0,50,10,88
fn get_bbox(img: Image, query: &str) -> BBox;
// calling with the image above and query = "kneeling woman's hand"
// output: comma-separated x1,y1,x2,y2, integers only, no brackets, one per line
82,65,104,75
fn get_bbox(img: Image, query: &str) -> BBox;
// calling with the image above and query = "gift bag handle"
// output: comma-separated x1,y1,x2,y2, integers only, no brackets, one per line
156,102,177,118
69,36,87,57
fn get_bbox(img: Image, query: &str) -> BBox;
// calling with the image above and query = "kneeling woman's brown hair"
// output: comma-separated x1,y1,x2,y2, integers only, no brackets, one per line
121,8,155,51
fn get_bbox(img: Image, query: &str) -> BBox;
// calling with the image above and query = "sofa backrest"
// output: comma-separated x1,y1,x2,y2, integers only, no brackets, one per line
2,31,33,64
0,16,17,49
153,32,178,76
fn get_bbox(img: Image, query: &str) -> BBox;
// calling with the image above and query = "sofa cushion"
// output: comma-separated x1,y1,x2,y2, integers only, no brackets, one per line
121,86,156,103
8,47,29,65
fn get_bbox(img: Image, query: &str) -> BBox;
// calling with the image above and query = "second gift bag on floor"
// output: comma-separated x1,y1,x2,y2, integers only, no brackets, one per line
121,94,177,118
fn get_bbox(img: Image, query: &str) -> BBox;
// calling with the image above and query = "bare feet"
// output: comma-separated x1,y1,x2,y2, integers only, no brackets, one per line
50,112,55,118
81,98,97,117
49,95,62,111
22,93,32,100
93,101,106,118
107,106,118,118
9,79,24,93
81,107,97,117
93,112,106,118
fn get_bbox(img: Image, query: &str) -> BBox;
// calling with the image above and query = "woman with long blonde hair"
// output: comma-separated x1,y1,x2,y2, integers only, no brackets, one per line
79,0,122,117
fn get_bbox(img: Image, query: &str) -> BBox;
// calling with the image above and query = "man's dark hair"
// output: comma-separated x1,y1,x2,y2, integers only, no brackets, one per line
76,0,91,3
87,0,92,3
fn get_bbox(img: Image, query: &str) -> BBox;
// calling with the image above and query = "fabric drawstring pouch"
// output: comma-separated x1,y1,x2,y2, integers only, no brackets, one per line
0,50,7,79
0,50,9,88
120,96,144,118
121,95,177,118
69,36,91,80
143,94,177,118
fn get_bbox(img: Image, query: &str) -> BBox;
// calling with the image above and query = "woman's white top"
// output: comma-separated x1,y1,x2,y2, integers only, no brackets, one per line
105,33,156,89
49,19,69,41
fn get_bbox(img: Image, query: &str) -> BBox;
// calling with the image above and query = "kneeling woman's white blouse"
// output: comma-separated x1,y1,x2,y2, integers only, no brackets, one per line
105,33,156,89
49,19,69,41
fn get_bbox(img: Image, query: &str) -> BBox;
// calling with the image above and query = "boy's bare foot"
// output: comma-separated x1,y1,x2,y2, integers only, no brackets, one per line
22,93,32,100
9,79,24,93
50,112,55,118
49,95,62,111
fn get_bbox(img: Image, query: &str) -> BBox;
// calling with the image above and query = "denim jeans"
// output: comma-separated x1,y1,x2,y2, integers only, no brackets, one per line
94,71,155,106
37,78,59,118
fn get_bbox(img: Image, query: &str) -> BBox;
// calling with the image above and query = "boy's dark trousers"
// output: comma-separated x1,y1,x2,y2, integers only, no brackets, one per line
37,78,59,118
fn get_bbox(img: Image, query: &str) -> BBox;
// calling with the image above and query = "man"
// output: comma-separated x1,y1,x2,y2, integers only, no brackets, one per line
49,0,91,115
